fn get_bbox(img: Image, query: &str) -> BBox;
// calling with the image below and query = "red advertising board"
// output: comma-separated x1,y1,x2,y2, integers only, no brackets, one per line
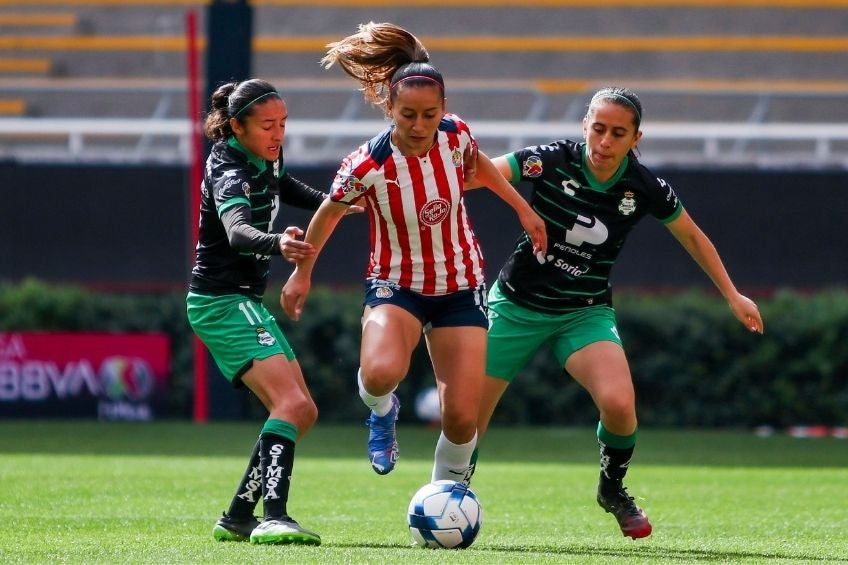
0,332,170,420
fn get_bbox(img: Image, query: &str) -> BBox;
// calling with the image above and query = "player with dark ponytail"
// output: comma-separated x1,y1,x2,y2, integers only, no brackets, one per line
187,78,327,545
471,86,764,539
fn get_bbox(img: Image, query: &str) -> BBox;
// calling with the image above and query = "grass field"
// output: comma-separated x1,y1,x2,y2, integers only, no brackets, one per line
1,421,846,564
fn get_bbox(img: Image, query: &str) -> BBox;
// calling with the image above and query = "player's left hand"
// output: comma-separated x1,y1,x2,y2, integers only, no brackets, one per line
279,226,316,264
729,293,764,334
281,271,311,321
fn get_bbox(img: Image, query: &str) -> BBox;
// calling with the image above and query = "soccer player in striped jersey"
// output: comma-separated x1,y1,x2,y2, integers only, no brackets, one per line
471,86,765,539
282,22,546,484
187,79,329,545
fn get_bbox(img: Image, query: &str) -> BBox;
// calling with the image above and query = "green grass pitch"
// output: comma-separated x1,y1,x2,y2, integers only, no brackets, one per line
1,421,846,564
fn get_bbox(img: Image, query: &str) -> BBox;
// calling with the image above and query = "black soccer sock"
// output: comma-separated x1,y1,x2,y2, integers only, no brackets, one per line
259,419,298,521
597,421,636,494
225,439,262,520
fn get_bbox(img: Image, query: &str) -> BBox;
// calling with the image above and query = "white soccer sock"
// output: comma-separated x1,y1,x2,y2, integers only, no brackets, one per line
432,430,478,482
358,368,394,417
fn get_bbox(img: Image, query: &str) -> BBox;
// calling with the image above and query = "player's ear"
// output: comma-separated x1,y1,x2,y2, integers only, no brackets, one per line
229,117,243,136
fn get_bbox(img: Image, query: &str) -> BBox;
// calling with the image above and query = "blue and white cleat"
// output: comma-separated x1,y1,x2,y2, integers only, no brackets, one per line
366,394,400,475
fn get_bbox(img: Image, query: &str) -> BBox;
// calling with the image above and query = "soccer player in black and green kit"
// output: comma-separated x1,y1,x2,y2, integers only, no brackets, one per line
471,87,765,539
186,79,330,545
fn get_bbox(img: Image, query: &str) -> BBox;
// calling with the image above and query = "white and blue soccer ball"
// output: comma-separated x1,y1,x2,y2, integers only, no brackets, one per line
413,386,441,424
407,480,483,549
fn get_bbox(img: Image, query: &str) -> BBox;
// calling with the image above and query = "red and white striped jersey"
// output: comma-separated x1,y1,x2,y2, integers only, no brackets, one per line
330,114,485,296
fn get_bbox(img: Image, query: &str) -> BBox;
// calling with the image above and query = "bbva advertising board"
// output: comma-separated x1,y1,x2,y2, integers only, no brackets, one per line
0,332,170,421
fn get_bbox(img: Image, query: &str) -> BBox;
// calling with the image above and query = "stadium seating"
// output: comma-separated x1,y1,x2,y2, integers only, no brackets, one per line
1,0,847,165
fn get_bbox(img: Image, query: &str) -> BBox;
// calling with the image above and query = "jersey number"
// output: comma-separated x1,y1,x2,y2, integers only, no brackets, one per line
238,301,263,326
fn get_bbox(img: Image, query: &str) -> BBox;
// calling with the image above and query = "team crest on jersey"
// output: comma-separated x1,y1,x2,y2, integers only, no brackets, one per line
255,326,276,346
419,197,451,226
618,191,636,215
242,182,251,197
340,174,365,194
522,155,543,178
451,147,463,167
375,286,393,299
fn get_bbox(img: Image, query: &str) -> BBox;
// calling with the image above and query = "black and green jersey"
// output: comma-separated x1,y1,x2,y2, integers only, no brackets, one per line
189,137,325,299
497,139,683,314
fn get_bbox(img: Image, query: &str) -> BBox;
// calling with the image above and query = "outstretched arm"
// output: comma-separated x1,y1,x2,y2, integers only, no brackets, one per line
465,153,512,190
472,151,547,255
281,198,349,321
666,210,764,334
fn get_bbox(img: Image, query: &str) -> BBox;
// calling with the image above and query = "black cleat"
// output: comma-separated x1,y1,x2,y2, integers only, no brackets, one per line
597,486,652,539
212,512,260,542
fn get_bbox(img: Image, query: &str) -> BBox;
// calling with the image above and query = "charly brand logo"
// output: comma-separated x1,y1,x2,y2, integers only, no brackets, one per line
562,178,580,196
419,198,451,226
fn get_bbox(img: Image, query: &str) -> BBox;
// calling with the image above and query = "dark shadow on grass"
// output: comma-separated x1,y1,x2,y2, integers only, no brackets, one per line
325,540,838,562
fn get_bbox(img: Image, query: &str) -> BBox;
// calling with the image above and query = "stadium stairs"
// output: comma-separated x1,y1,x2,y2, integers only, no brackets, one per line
1,0,847,164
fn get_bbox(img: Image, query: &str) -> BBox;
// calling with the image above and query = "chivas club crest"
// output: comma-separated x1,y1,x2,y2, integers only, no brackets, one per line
375,286,393,299
452,147,463,167
618,191,636,215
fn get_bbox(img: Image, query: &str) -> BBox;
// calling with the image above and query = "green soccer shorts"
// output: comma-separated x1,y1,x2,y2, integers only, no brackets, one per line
186,292,295,385
485,282,623,382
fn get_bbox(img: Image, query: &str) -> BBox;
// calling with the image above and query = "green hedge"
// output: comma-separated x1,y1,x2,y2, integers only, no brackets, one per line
2,279,846,427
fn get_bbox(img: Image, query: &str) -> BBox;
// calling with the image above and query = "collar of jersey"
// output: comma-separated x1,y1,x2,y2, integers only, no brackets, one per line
581,144,628,192
227,136,268,174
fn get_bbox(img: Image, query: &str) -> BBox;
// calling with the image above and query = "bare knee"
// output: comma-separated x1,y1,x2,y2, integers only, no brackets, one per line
360,360,408,395
264,388,318,434
440,408,477,444
597,394,637,433
297,398,318,435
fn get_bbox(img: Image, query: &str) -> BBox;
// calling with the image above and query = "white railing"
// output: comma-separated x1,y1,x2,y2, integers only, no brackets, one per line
1,117,847,168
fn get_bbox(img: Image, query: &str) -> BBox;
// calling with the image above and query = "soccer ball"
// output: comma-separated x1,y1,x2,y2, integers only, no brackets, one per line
413,386,441,424
407,480,482,549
